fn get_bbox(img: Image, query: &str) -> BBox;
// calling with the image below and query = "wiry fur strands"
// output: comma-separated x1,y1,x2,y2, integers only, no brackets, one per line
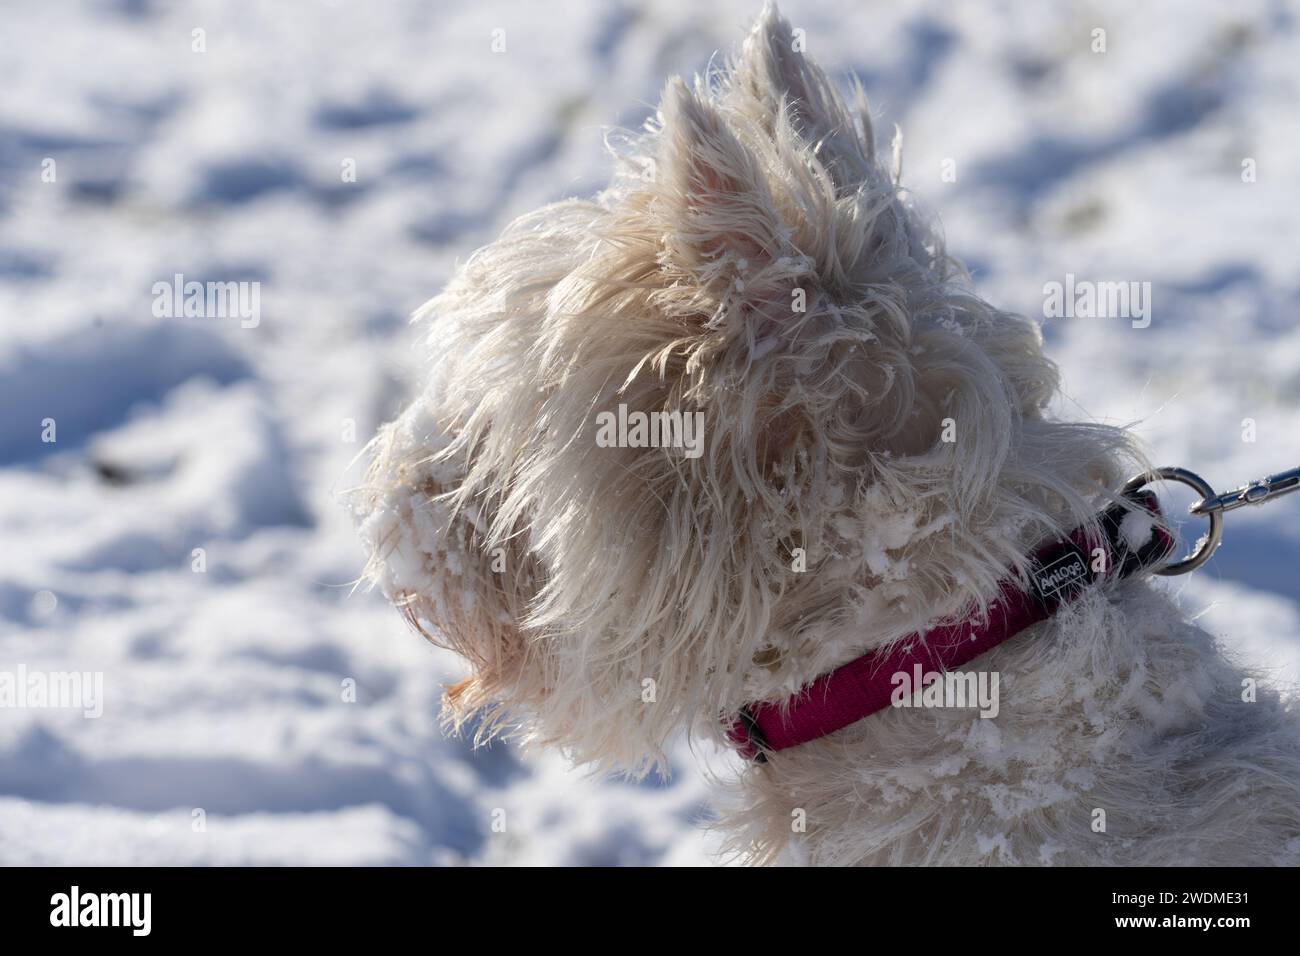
350,3,1300,864
719,581,1300,866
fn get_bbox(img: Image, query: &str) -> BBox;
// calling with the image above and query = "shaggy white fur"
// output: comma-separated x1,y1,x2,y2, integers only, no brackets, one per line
351,4,1300,865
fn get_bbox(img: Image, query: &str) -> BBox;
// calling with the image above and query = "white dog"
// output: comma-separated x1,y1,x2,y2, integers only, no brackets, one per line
352,4,1300,865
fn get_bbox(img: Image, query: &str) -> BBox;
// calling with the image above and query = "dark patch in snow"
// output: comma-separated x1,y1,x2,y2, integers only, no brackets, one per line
0,322,250,464
313,90,419,130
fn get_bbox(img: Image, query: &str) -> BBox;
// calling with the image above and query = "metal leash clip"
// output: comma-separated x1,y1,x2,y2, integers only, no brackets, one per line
1122,464,1300,576
1188,466,1300,516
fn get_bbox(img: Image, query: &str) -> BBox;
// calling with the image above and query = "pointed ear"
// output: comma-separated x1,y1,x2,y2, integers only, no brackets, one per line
730,2,876,190
655,77,785,283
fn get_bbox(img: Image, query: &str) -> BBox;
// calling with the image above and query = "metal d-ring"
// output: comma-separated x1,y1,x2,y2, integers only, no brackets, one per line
1121,466,1224,576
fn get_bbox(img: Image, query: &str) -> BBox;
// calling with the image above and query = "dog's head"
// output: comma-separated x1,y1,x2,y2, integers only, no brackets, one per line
352,4,1132,772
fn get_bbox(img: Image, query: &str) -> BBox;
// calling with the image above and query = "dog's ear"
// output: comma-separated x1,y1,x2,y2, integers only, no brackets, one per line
649,17,900,336
655,77,786,285
651,73,833,361
729,2,877,191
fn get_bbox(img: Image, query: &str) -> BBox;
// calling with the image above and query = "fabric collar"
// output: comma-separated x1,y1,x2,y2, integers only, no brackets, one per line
727,489,1176,761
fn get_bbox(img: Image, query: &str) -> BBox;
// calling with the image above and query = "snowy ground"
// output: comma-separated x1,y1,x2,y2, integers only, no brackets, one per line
2,0,1298,865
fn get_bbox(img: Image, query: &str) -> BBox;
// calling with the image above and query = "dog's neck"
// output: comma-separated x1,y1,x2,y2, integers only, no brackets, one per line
719,576,1300,866
728,489,1174,761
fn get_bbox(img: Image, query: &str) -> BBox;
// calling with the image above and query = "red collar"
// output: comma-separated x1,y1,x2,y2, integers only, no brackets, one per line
727,490,1175,761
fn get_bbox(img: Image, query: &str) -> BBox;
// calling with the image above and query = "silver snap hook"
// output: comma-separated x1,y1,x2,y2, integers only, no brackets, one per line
1121,467,1224,576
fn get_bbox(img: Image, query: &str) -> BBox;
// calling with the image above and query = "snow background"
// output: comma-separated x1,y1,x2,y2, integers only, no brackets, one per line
2,0,1298,865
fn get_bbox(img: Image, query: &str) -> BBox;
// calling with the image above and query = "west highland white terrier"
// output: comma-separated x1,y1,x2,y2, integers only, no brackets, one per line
352,4,1300,865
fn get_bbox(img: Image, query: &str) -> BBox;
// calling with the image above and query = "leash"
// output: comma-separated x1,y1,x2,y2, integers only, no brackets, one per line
727,463,1300,762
